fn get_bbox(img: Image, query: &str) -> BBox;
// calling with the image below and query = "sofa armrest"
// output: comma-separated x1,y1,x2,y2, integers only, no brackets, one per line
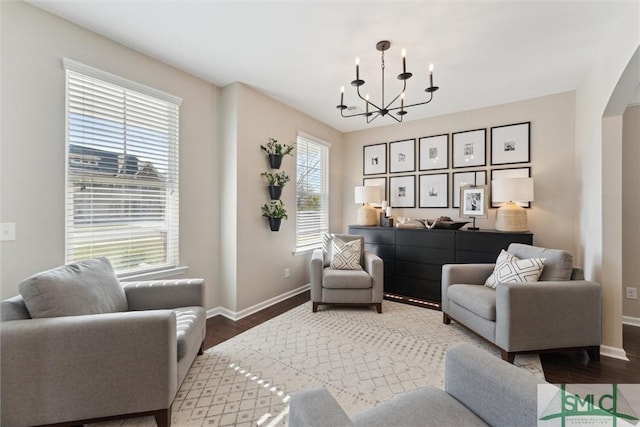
364,250,384,302
1,311,177,426
495,280,601,352
289,387,354,427
441,264,495,313
445,342,542,427
310,249,324,301
122,278,205,310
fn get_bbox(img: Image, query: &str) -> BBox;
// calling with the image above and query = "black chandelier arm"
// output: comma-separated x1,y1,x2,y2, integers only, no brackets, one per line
355,84,383,112
382,79,408,111
386,91,435,113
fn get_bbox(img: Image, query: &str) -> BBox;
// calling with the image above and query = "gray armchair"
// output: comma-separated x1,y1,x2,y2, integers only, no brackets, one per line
442,243,601,363
1,258,206,427
310,234,383,313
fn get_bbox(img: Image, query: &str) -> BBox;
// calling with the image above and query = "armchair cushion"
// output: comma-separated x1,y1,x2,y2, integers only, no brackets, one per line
323,269,372,289
508,243,573,281
18,257,127,318
330,238,363,270
448,285,497,321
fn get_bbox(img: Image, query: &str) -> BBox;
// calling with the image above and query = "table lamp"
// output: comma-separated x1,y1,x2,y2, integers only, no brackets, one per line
354,186,381,226
491,177,534,232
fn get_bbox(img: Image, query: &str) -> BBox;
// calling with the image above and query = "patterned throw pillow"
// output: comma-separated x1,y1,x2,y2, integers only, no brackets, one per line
330,238,363,270
484,250,545,288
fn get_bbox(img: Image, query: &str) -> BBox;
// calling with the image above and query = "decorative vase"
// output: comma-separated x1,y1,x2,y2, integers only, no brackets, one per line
268,217,282,231
268,154,283,169
268,185,282,200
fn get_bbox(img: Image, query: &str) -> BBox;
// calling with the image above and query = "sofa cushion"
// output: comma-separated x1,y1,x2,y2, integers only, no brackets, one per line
330,238,363,270
448,285,497,321
18,257,128,318
484,250,545,288
484,250,516,288
508,243,573,281
175,306,206,361
323,233,364,267
322,268,371,289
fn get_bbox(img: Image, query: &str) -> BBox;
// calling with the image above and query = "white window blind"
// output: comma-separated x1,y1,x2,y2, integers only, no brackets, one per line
296,134,329,252
64,59,181,275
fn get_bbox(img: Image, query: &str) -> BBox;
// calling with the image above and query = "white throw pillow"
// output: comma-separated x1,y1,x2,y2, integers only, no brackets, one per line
330,238,363,270
485,250,545,288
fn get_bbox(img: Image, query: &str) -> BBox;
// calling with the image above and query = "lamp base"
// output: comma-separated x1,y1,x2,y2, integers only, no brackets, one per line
357,204,378,226
495,202,528,232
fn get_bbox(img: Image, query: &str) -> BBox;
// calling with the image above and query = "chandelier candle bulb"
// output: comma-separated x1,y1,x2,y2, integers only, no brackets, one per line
355,57,360,80
429,63,434,87
340,85,344,105
401,48,407,73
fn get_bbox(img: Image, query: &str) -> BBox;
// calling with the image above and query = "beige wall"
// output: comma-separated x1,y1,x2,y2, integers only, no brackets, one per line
623,105,640,320
342,92,577,253
0,1,221,309
220,83,343,313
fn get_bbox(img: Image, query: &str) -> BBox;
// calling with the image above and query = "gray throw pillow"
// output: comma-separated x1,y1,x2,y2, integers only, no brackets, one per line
507,243,573,281
19,257,128,318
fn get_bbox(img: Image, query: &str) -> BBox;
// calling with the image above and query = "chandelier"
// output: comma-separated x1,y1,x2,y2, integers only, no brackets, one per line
336,40,439,123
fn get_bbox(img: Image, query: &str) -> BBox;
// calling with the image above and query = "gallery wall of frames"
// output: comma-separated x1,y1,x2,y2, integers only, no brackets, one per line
362,122,531,209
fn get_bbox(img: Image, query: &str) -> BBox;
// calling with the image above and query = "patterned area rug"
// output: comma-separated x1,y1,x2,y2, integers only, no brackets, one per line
94,301,543,427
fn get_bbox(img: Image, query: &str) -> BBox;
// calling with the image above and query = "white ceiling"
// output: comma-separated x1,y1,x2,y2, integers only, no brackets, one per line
28,1,629,133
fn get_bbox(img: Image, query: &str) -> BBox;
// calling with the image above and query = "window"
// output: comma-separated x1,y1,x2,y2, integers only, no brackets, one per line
64,59,181,275
296,133,329,252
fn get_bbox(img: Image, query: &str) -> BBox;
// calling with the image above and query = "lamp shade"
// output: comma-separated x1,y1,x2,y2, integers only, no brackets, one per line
491,177,534,203
354,186,381,204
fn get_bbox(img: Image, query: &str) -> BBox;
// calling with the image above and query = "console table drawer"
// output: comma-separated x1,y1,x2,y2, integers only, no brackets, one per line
395,261,442,282
394,276,441,302
365,243,395,260
395,245,454,264
396,229,454,249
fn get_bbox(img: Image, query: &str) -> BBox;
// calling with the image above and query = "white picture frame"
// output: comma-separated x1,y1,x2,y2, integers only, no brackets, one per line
452,171,486,208
389,175,415,208
419,134,449,171
459,185,489,218
389,139,416,173
453,129,486,168
419,173,448,208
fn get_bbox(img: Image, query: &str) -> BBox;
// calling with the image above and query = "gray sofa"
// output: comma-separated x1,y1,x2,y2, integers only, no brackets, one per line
442,243,601,363
311,234,384,313
1,258,206,427
290,342,543,427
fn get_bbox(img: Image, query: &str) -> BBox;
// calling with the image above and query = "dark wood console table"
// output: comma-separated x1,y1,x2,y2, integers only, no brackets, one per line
348,226,533,309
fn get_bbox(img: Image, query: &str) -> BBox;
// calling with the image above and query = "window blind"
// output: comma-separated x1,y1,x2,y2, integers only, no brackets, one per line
296,134,329,252
64,60,181,275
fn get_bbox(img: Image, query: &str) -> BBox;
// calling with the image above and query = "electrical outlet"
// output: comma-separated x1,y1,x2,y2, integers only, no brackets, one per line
284,268,290,278
0,223,16,241
626,287,638,300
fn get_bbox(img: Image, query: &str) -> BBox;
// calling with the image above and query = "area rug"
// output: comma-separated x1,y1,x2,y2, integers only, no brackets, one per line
93,301,543,427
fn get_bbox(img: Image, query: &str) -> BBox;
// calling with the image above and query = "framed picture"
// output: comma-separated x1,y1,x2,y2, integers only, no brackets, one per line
389,175,415,208
389,139,416,173
459,185,489,218
419,134,449,171
363,143,387,175
419,173,448,208
452,128,486,168
491,167,531,208
452,171,486,208
491,122,530,165
363,177,387,205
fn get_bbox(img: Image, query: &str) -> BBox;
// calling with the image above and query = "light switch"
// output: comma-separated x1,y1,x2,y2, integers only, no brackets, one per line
0,223,16,241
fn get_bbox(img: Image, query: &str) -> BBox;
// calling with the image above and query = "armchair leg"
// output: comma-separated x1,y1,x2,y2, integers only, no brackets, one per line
154,406,171,427
198,341,204,356
587,346,600,361
312,302,319,312
443,313,451,325
500,350,516,364
374,303,382,313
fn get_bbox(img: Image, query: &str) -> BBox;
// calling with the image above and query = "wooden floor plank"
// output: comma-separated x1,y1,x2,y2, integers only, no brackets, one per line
204,291,640,384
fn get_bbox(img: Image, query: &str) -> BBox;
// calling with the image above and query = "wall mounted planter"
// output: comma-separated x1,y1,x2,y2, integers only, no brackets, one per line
268,154,283,169
268,217,282,232
268,185,283,200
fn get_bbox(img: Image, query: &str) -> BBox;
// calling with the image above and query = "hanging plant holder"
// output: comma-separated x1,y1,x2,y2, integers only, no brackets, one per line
268,217,282,232
268,154,283,169
268,185,282,200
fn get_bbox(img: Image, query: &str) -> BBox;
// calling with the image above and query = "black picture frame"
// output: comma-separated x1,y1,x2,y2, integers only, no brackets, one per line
490,167,532,208
452,170,487,208
490,122,531,165
363,143,387,175
419,173,449,208
419,134,449,171
452,128,486,168
389,139,416,173
363,177,387,204
389,175,415,208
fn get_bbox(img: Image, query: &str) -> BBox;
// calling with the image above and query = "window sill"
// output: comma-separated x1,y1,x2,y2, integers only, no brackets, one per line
118,266,189,281
293,247,320,256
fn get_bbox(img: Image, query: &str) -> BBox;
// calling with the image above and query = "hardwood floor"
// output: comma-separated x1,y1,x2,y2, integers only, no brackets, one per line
205,292,640,384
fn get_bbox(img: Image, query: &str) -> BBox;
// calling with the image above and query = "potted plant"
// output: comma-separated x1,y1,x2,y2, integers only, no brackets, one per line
261,138,294,169
261,200,288,231
261,171,290,200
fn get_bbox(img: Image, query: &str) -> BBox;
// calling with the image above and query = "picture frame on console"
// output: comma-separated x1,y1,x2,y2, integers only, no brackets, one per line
389,139,416,173
389,175,415,208
419,173,448,208
459,184,489,219
452,128,486,168
363,143,387,175
452,170,486,208
491,167,531,208
419,134,449,171
490,122,530,165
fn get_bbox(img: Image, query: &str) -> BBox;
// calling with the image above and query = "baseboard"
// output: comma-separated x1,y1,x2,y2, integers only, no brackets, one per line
622,315,640,327
600,344,629,361
206,284,310,321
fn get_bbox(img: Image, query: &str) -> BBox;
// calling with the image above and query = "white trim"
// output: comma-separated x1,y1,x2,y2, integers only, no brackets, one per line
297,131,331,148
623,315,640,327
206,284,310,320
600,344,629,361
62,58,183,105
118,266,189,281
